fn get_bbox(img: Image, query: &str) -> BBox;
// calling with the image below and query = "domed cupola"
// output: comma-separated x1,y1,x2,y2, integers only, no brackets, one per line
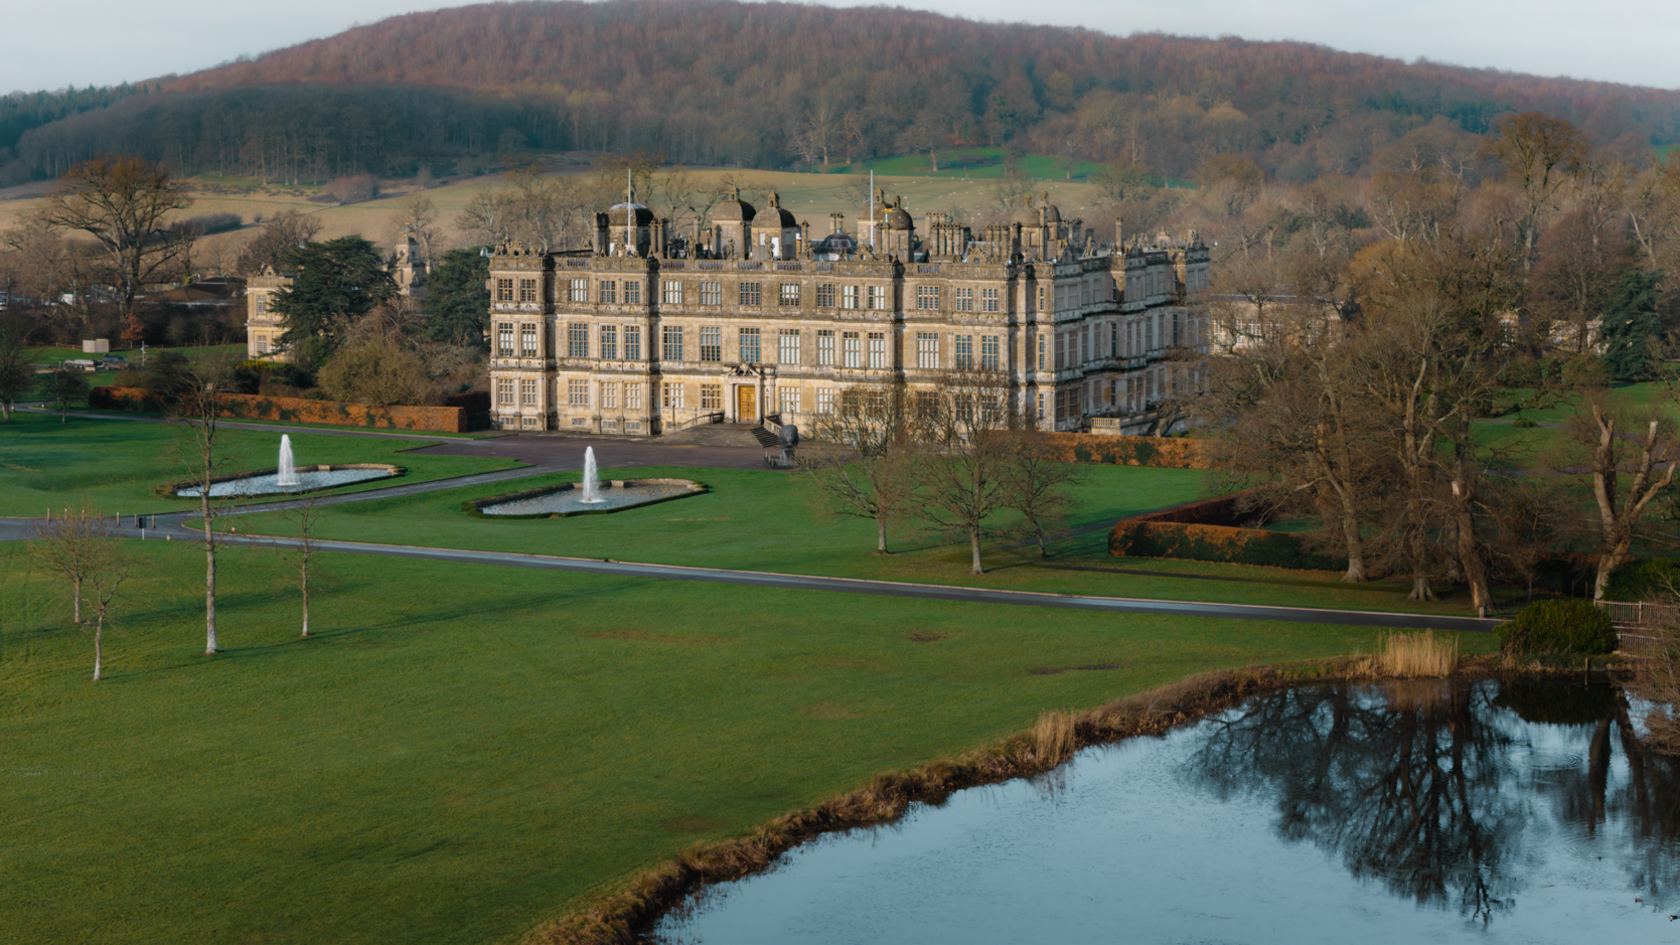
708,186,756,259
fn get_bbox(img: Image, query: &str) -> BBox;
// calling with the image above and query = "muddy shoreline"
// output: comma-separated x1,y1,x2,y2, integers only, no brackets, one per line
528,655,1635,944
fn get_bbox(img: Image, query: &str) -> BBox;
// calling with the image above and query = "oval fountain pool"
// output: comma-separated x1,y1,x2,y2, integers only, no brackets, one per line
174,466,397,497
652,678,1680,945
472,446,702,516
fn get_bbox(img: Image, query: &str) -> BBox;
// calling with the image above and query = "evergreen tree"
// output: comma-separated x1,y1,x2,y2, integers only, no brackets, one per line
424,248,490,349
272,237,397,367
1600,268,1665,381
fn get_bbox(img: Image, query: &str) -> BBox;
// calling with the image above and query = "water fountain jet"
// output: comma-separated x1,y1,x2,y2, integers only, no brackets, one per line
580,447,605,503
276,435,302,488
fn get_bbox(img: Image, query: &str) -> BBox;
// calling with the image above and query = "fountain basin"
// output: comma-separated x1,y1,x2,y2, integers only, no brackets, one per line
167,464,403,498
469,478,704,517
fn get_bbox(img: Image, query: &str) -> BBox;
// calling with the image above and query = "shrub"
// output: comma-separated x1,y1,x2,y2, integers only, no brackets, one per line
1603,557,1680,602
1511,416,1537,428
1499,599,1618,656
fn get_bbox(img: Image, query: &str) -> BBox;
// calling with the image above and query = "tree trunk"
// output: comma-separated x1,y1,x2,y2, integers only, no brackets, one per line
1594,538,1633,602
1338,507,1367,583
876,517,888,554
1408,528,1436,601
72,575,82,623
300,567,310,637
1451,477,1491,616
202,494,218,654
93,615,103,681
970,527,984,575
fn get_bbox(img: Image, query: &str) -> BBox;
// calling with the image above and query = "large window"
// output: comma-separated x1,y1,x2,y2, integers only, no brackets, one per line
626,383,643,410
519,379,538,405
1038,334,1047,370
495,278,513,302
779,386,800,414
739,327,761,363
567,323,588,358
817,284,835,308
739,282,762,307
779,329,800,365
662,325,684,362
662,280,683,305
522,324,539,358
842,285,858,310
982,287,1000,313
624,325,642,361
600,325,618,360
779,283,801,307
954,287,973,312
662,382,685,409
700,281,722,305
701,384,722,410
699,326,722,362
497,323,514,357
916,285,939,310
570,279,589,303
817,387,835,414
817,329,835,366
601,382,618,409
519,278,538,303
842,331,860,368
954,334,973,369
599,280,616,303
981,335,1000,371
567,379,589,406
496,378,513,405
916,332,939,370
868,285,887,310
867,332,885,369
624,281,641,305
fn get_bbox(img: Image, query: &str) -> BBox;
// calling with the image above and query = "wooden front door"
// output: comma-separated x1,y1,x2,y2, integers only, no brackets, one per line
736,385,757,422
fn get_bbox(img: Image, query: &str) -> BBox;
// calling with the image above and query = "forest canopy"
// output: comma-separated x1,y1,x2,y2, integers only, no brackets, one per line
4,0,1678,186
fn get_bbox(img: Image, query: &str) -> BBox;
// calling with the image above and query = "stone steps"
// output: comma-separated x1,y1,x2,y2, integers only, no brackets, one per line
660,423,766,448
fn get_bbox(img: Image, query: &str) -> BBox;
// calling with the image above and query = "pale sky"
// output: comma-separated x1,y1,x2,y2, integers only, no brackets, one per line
4,0,1677,96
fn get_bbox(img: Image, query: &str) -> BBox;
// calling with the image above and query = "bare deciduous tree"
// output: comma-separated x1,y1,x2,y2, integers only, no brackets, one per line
172,353,237,654
1570,397,1680,600
914,370,1018,574
40,156,195,343
800,381,919,554
85,559,129,682
1003,431,1083,557
277,497,324,637
27,504,119,626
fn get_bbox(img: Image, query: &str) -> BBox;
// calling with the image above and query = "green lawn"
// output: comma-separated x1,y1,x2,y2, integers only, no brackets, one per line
0,540,1495,945
229,463,1496,615
0,411,519,517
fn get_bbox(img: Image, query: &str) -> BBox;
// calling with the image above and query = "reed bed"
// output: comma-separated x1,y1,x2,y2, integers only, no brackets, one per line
1370,630,1458,678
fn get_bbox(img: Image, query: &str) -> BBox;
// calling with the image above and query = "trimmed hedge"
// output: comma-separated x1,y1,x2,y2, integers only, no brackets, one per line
1498,599,1618,656
88,386,468,432
1109,520,1344,571
1038,434,1214,469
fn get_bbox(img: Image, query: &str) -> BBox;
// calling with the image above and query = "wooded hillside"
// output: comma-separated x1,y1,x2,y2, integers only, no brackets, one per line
4,0,1678,185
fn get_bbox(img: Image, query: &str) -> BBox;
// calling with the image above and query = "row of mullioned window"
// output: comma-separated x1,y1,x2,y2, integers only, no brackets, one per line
495,377,844,417
495,278,1008,312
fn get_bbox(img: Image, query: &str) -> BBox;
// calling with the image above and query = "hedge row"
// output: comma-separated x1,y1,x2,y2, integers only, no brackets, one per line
1038,434,1214,469
1109,520,1344,571
88,387,469,432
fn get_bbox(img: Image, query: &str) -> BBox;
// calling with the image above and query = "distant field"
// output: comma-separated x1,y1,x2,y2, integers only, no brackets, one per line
0,162,1110,259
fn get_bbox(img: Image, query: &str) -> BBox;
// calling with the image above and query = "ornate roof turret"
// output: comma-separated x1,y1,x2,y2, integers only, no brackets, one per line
755,191,797,229
710,185,757,223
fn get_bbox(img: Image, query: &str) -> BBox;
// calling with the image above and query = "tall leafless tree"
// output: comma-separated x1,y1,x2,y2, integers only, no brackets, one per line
800,380,920,554
27,503,119,625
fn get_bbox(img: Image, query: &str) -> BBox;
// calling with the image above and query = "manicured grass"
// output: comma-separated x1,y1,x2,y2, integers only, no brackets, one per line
230,463,1496,615
0,410,519,516
0,540,1496,945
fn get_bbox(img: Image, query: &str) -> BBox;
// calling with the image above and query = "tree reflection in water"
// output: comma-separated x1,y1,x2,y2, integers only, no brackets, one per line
1185,680,1527,923
1186,678,1680,925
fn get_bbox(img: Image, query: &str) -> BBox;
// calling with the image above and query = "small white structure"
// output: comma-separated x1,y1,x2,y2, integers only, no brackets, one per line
82,339,110,354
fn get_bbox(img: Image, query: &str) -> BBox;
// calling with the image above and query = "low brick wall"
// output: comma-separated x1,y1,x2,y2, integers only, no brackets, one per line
89,387,468,432
1038,433,1215,469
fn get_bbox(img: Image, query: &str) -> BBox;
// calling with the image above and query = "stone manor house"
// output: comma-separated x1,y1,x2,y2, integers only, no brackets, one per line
485,190,1211,435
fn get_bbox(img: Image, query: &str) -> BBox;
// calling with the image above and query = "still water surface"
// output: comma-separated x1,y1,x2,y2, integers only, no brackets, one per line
652,679,1680,944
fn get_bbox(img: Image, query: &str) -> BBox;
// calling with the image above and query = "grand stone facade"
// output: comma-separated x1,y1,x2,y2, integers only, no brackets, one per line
487,191,1210,435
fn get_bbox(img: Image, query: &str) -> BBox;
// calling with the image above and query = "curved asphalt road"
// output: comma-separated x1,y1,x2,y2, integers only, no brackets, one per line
4,410,1503,633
